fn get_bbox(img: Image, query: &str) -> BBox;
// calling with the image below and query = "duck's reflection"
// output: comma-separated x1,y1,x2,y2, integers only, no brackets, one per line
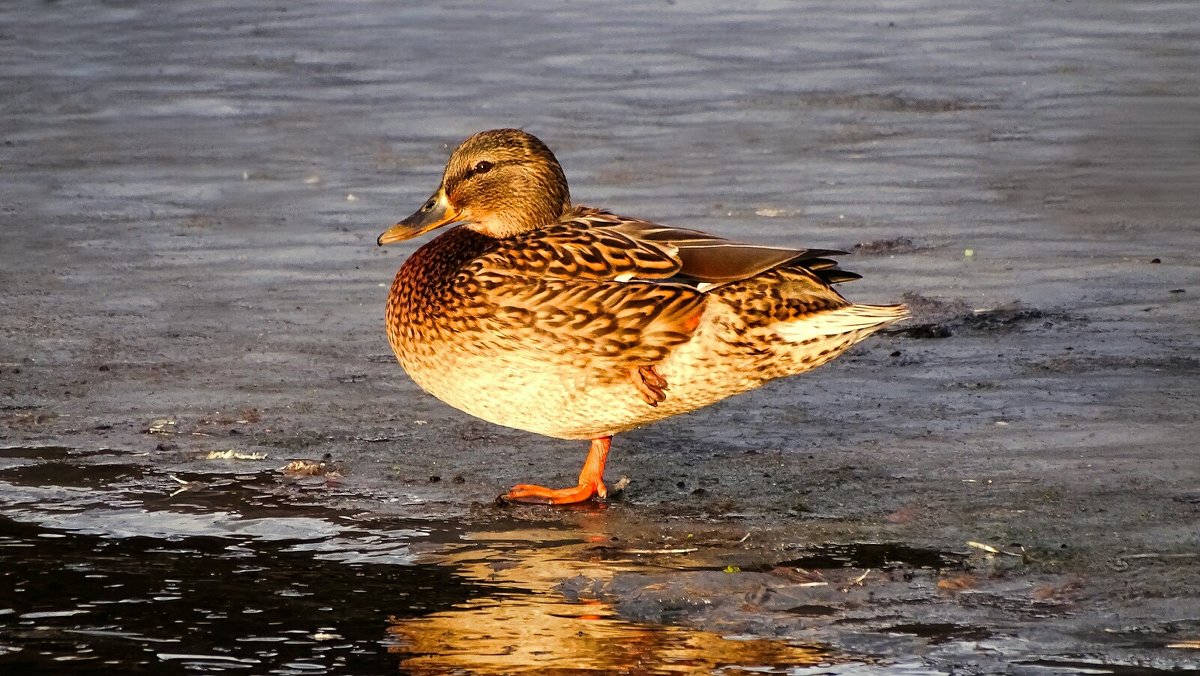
386,523,830,674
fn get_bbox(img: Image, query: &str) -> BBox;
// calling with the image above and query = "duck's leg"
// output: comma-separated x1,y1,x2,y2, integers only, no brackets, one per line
503,436,611,505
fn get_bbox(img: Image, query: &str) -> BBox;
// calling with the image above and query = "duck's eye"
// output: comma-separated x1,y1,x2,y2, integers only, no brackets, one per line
472,160,494,175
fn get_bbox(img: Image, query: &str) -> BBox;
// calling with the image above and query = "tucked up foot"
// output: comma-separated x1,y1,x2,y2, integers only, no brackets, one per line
631,365,668,406
501,437,611,505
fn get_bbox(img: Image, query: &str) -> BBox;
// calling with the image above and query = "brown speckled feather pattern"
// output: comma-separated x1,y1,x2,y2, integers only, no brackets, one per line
386,206,907,440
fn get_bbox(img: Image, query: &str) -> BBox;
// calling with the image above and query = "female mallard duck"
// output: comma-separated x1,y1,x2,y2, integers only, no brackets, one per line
378,129,907,505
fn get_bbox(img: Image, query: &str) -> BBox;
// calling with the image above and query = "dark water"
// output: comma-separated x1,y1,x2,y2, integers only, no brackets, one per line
1,521,473,674
0,447,468,674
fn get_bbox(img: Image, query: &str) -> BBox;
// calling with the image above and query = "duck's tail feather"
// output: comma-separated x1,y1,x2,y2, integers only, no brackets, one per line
774,303,909,345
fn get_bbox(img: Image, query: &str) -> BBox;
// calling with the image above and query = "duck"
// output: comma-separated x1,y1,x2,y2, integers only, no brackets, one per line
377,129,907,505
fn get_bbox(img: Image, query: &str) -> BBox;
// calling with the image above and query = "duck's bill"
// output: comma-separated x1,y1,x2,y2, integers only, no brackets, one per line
377,192,461,245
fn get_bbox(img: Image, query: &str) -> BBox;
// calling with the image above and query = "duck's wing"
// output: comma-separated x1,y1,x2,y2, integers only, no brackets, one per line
496,208,858,290
465,208,857,373
466,210,709,370
605,213,862,288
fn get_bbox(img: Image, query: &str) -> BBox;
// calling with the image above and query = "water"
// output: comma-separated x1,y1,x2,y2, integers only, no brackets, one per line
3,0,1199,673
0,447,929,674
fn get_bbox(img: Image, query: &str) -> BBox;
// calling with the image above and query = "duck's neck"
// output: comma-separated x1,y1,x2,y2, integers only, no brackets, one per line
465,200,574,239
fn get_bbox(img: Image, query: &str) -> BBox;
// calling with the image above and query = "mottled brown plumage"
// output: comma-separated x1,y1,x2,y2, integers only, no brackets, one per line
378,129,908,504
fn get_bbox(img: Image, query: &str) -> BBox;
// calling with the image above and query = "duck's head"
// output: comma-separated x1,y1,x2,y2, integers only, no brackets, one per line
378,129,571,245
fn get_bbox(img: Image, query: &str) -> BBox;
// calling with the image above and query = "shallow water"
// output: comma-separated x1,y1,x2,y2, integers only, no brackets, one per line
1,446,951,675
3,0,1200,673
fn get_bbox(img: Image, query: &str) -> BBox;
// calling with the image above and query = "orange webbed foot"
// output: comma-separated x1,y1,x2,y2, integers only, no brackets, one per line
502,480,607,505
499,436,612,506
